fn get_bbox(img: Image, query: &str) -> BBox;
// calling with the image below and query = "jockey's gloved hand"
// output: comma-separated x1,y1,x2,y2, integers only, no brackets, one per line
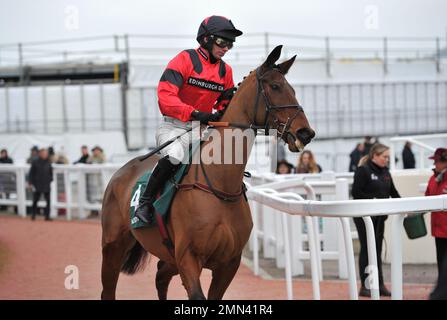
190,110,221,125
216,87,237,104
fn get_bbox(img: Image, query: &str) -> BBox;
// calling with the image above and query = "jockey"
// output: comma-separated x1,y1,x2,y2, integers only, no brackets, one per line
135,16,243,224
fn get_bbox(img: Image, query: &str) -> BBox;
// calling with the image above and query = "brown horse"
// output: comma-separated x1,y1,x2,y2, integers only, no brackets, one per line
100,45,315,300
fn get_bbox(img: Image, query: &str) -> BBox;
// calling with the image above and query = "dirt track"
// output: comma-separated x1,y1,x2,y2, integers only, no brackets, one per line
0,215,434,300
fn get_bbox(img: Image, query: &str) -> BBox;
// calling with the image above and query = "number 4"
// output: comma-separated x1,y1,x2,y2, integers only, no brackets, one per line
131,184,142,208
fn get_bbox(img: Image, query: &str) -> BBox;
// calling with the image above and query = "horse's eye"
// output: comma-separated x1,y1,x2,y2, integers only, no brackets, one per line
271,84,280,90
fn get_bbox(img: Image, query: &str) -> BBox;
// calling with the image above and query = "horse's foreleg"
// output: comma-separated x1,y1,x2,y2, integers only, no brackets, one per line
155,260,178,300
207,256,241,300
177,249,206,300
101,233,135,300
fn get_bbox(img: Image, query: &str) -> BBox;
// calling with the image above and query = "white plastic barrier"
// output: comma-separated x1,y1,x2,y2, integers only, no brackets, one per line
246,173,355,281
247,184,447,300
0,163,122,219
0,164,27,216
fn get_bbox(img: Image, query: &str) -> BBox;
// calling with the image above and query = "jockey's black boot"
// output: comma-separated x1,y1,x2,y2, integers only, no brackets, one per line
135,156,178,224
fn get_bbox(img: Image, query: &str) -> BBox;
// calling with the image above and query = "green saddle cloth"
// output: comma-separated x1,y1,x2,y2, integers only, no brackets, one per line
129,164,190,229
130,143,199,229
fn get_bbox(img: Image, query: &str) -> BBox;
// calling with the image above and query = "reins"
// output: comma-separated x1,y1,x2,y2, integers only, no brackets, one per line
176,67,304,202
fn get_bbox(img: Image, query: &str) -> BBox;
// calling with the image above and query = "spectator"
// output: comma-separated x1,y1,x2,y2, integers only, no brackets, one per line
363,136,374,156
48,146,56,163
352,143,400,297
402,141,416,169
87,146,106,164
73,145,90,164
296,150,322,173
28,148,53,221
27,145,39,164
54,147,69,164
349,143,365,172
424,148,447,299
86,146,105,216
276,159,294,174
0,149,13,164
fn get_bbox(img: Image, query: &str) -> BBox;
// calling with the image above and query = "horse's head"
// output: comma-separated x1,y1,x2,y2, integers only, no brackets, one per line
247,45,315,152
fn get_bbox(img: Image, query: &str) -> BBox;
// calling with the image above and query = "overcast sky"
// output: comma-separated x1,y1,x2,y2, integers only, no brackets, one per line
1,0,446,45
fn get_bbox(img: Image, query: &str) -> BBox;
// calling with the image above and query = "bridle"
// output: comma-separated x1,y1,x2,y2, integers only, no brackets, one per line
251,66,304,140
190,67,306,202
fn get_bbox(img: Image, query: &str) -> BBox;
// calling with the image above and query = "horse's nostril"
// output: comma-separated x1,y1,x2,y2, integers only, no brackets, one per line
296,128,315,145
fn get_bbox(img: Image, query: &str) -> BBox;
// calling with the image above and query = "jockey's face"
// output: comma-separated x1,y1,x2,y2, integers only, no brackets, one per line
209,39,231,60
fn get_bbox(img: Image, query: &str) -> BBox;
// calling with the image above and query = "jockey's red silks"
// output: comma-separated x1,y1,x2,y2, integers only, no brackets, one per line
157,47,234,122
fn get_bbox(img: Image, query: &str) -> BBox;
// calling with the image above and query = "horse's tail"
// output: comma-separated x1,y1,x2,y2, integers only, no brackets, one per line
120,240,149,275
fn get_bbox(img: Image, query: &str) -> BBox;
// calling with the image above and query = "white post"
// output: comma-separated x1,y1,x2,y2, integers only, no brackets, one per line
253,202,260,276
336,179,349,279
77,168,87,219
391,214,405,300
16,167,27,218
289,215,304,276
275,211,285,268
281,212,294,300
312,216,323,281
50,169,57,219
362,216,380,300
64,169,72,221
262,206,276,258
306,216,321,300
318,171,335,280
248,201,255,252
340,217,358,300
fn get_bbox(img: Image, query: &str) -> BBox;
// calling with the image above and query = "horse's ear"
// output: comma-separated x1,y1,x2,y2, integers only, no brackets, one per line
277,55,297,75
261,45,283,70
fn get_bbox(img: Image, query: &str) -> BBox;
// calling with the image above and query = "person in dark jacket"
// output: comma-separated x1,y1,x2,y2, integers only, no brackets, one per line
402,141,416,169
27,145,39,164
73,145,90,164
0,149,13,164
363,136,374,156
352,143,400,297
349,143,365,172
28,148,53,221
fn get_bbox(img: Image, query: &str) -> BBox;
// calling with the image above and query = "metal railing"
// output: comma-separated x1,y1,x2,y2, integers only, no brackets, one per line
247,181,447,300
1,33,446,74
0,163,121,219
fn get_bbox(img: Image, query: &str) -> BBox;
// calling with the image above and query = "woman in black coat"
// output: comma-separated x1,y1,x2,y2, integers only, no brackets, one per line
352,143,400,297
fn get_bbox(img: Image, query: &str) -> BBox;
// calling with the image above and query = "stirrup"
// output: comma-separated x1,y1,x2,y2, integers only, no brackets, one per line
135,200,155,224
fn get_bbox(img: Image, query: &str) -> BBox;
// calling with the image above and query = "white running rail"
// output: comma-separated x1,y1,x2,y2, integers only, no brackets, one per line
247,184,447,300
